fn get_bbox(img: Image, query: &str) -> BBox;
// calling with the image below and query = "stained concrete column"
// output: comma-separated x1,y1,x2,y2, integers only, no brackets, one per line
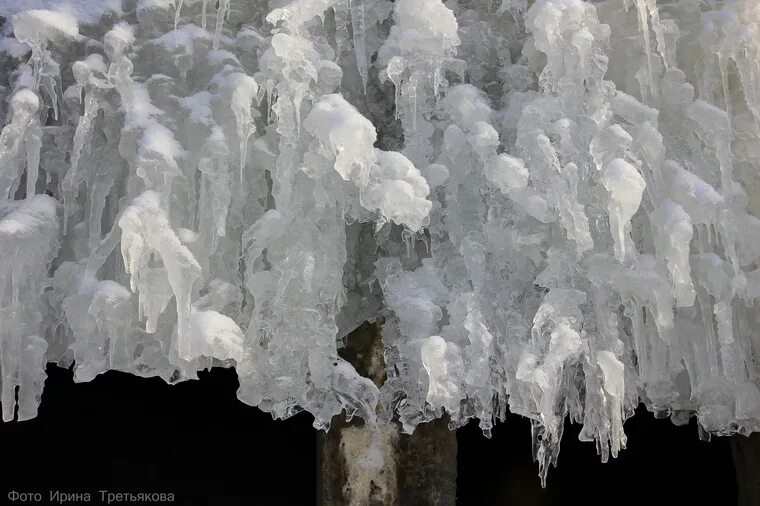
317,321,457,506
731,434,760,506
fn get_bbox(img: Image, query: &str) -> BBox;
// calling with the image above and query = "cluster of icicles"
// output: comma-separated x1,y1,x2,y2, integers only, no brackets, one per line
1,0,760,483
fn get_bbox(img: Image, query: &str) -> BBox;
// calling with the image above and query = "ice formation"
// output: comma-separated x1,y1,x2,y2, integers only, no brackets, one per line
2,0,760,483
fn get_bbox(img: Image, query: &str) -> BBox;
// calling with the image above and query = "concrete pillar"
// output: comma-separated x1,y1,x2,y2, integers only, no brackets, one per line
317,321,457,506
732,434,760,506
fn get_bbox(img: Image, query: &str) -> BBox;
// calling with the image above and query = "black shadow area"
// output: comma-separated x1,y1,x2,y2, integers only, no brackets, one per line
0,365,316,506
457,405,737,505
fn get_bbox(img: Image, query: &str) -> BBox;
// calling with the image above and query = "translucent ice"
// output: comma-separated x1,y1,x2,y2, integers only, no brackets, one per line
2,0,760,485
602,158,646,262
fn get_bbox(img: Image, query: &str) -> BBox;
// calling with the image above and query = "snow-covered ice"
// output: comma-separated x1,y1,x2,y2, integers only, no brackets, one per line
1,0,760,483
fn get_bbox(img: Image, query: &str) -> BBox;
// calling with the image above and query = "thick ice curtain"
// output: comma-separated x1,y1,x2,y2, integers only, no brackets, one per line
1,0,760,482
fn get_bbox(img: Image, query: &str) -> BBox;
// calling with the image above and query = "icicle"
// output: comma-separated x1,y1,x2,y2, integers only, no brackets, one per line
633,0,655,99
213,0,230,50
334,3,350,61
408,77,418,132
652,200,695,307
714,299,736,382
13,10,79,120
603,159,646,262
174,0,184,32
349,0,368,93
23,113,42,198
87,173,113,254
118,191,202,361
266,83,274,125
0,89,41,199
222,73,259,182
386,58,404,120
64,60,106,233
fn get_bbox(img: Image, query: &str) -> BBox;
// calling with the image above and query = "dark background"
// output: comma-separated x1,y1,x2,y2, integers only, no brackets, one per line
0,365,737,505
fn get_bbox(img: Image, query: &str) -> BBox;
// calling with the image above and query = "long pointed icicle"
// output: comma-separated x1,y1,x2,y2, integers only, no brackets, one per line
349,0,368,92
